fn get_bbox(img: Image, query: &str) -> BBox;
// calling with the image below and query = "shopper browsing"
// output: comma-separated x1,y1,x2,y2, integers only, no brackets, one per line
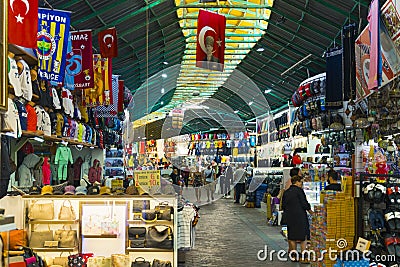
324,170,341,191
203,165,216,203
284,167,303,190
282,175,313,263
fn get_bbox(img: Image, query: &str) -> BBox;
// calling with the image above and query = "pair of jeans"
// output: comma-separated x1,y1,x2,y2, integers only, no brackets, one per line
234,183,245,203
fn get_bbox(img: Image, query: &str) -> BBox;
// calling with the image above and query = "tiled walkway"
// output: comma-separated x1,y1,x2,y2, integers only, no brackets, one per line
179,198,309,267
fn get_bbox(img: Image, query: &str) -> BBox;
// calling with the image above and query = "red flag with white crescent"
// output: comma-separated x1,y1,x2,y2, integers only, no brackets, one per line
98,27,118,58
8,0,38,48
196,9,226,72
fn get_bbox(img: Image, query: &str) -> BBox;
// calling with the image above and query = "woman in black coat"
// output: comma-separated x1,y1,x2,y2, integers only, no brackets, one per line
282,175,313,262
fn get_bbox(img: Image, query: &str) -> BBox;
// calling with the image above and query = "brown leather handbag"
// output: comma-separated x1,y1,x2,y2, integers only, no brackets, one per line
0,229,27,250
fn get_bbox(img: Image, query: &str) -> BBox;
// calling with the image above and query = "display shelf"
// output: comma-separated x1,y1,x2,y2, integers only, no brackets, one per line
31,247,77,252
8,44,37,65
126,248,173,252
28,219,79,224
127,220,173,225
82,234,118,238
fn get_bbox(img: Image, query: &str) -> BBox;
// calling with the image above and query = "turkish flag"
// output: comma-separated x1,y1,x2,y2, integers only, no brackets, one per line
8,0,38,48
98,27,118,58
196,9,226,72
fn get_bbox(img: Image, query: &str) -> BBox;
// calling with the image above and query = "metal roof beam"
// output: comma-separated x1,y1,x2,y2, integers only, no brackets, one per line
313,0,358,21
176,4,272,8
93,0,168,35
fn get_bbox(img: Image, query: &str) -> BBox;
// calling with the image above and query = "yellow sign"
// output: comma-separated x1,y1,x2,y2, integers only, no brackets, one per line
134,170,161,192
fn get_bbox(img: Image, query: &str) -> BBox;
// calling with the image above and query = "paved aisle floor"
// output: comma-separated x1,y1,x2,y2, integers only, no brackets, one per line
179,198,309,267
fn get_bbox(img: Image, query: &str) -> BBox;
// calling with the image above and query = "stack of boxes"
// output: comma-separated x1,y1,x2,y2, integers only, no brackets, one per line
310,192,356,267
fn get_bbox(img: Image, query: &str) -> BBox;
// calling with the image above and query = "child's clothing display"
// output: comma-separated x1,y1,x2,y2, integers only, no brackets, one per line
55,144,73,183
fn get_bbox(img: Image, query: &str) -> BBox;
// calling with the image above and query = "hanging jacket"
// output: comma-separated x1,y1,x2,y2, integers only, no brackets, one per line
42,157,51,185
55,145,73,165
14,99,27,130
88,159,102,184
18,153,43,187
18,59,32,101
61,88,74,116
51,87,61,110
55,113,64,137
0,137,11,198
34,105,51,136
81,154,92,179
8,56,22,97
73,157,84,181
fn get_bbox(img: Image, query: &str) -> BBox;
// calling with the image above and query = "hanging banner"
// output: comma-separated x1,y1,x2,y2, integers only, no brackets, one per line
367,0,382,90
69,30,94,89
196,9,226,72
94,74,122,118
8,0,38,48
63,32,74,90
36,8,71,84
355,4,400,100
98,27,118,58
134,170,161,193
83,54,112,107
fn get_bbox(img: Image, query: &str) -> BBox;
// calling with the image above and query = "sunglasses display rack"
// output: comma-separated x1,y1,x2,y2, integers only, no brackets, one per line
358,173,400,266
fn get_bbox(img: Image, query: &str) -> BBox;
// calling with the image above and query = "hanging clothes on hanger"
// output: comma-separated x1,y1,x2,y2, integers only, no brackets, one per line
55,143,73,183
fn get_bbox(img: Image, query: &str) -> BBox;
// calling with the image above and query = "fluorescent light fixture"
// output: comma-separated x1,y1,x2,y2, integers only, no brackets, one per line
89,146,94,149
210,127,219,131
161,88,165,94
4,132,15,138
142,137,147,140
161,101,164,105
248,101,254,106
163,61,169,65
257,47,265,52
32,137,44,143
161,73,167,78
183,104,209,110
234,110,239,113
264,89,272,94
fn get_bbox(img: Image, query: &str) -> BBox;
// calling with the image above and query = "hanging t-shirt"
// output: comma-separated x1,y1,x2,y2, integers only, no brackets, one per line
18,59,32,101
62,88,74,116
55,113,64,137
34,105,51,135
5,98,22,138
25,104,37,131
14,99,27,131
77,123,85,142
8,56,22,97
51,87,61,110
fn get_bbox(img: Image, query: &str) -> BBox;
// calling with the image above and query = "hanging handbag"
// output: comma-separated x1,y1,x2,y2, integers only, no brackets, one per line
58,200,76,220
132,200,150,213
110,254,129,267
154,202,173,221
128,227,146,248
145,225,173,249
53,253,69,267
152,259,172,267
54,226,78,248
68,254,94,267
130,257,150,267
0,229,27,250
140,210,157,222
28,201,54,220
87,257,111,267
29,226,53,248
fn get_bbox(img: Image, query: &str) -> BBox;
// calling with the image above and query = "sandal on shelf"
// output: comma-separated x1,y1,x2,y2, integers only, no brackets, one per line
385,236,396,255
385,212,397,230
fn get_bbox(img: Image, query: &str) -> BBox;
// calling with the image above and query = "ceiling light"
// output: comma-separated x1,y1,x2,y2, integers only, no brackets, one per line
163,61,168,65
210,127,219,131
257,47,265,52
264,89,272,94
234,110,239,114
248,101,253,106
161,88,165,94
161,73,167,78
161,101,164,105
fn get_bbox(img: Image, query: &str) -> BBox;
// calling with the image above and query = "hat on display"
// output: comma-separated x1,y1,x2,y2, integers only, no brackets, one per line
99,186,112,195
53,189,64,195
75,186,87,195
125,185,139,195
64,185,76,195
88,186,100,195
41,185,53,195
112,187,126,195
29,186,41,195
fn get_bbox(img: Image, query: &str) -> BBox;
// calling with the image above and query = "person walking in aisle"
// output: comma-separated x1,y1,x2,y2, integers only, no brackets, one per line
233,165,246,204
285,167,303,190
282,175,313,263
203,165,216,203
192,167,203,203
224,163,233,198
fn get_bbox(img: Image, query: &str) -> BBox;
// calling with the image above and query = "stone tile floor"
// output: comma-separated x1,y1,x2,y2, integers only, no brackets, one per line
178,197,309,267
